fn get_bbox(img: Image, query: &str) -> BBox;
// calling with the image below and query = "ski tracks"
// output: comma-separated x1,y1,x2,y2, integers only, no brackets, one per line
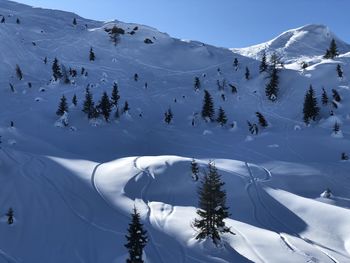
245,162,339,263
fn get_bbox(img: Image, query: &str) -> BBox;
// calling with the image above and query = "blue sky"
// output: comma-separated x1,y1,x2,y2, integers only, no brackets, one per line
16,0,350,48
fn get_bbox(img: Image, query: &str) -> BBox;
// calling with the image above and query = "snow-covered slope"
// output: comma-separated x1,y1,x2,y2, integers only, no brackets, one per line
232,24,350,63
0,1,350,262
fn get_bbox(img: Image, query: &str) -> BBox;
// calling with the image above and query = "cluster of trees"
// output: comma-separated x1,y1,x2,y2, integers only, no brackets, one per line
123,160,233,262
303,85,342,130
56,82,128,123
201,90,228,126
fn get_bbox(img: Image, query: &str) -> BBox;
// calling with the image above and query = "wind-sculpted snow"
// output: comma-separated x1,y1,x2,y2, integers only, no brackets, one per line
0,0,349,262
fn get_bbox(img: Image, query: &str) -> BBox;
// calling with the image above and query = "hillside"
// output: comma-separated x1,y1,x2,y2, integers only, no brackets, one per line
0,1,349,262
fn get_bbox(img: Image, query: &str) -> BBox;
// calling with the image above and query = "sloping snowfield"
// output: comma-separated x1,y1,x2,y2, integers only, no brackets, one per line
0,1,349,262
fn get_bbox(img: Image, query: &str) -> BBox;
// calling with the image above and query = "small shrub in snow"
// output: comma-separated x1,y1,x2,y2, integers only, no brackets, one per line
144,38,153,44
6,208,14,225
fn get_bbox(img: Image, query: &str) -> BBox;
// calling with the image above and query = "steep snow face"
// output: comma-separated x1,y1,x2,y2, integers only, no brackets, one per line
233,24,350,62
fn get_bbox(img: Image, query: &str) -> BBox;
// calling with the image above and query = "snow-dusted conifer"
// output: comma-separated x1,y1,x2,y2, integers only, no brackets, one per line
194,162,232,245
56,95,68,116
216,107,227,126
303,85,319,124
125,207,148,263
201,90,215,121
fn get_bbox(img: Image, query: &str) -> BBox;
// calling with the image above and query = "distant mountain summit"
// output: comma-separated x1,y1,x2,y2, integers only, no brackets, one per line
232,24,350,62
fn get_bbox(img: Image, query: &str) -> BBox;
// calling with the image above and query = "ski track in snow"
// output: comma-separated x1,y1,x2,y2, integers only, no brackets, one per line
245,162,340,263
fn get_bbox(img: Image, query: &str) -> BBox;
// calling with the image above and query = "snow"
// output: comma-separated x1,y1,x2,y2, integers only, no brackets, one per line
0,1,349,262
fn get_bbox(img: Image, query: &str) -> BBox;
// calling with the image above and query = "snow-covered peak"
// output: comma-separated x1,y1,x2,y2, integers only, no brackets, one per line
232,24,350,63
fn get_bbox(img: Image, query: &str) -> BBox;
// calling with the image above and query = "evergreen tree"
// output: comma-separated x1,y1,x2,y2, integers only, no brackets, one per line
336,64,343,78
15,64,23,80
43,56,47,64
16,18,20,24
194,77,201,91
89,47,95,61
245,67,250,80
216,107,227,126
193,162,232,245
259,51,268,73
72,94,77,106
56,95,68,116
52,57,62,81
82,88,95,119
321,88,329,105
233,58,239,71
6,208,14,225
123,101,130,113
324,39,339,59
125,207,148,263
191,158,199,181
164,108,173,124
332,89,341,102
201,90,215,121
72,18,77,25
111,82,120,107
303,85,320,124
1,16,5,23
98,92,112,121
333,122,340,134
265,67,279,101
256,112,268,128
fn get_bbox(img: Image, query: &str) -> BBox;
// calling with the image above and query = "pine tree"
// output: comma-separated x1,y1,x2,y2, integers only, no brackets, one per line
123,101,130,113
164,108,173,124
201,90,215,121
245,67,250,80
321,88,329,105
6,208,14,225
332,89,341,102
52,57,62,81
265,66,279,101
16,18,20,24
333,122,340,134
233,58,239,71
303,85,320,124
1,16,5,23
216,107,227,126
259,51,268,73
111,82,120,107
82,88,95,119
125,207,148,263
89,47,95,61
324,39,339,59
72,94,77,106
43,56,47,64
15,64,23,80
194,162,232,245
336,64,343,78
191,158,199,181
73,18,77,25
56,95,68,116
194,77,201,91
256,112,268,127
98,92,112,121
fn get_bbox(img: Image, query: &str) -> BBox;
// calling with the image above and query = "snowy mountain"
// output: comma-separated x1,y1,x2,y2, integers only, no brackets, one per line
0,1,350,262
232,24,350,63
